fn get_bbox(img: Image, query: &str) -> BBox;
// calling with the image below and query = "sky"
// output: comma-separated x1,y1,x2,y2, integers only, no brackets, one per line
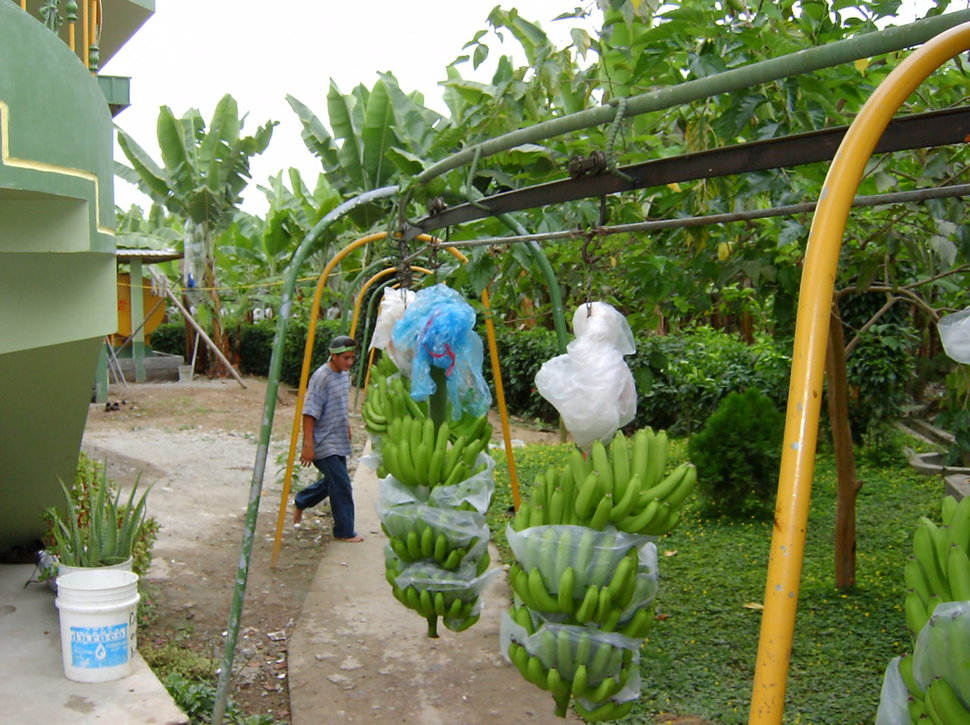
103,0,940,216
102,0,593,215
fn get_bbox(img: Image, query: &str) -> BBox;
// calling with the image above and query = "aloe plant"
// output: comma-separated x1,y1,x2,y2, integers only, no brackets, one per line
45,464,153,568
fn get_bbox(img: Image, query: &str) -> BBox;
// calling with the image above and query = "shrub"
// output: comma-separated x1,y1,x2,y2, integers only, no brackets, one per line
688,387,784,518
149,322,185,356
632,328,791,435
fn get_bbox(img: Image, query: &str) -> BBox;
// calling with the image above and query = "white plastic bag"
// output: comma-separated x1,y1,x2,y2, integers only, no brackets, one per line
534,302,637,448
371,287,415,350
938,306,970,364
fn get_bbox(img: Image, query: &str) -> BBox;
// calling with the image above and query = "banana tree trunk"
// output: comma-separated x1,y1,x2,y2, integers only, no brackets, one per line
826,303,861,589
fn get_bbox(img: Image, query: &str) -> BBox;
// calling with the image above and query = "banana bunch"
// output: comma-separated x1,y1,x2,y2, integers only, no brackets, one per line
362,371,428,436
895,602,970,725
898,650,970,724
378,415,489,488
373,369,496,637
381,504,491,575
449,408,493,447
511,428,696,537
903,495,970,637
505,526,655,634
504,608,638,720
385,556,483,634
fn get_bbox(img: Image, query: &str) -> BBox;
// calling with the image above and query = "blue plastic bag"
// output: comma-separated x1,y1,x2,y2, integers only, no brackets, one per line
390,284,492,418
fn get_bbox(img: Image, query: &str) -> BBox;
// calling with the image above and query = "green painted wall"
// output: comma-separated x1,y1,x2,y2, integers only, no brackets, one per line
0,339,101,550
0,4,118,551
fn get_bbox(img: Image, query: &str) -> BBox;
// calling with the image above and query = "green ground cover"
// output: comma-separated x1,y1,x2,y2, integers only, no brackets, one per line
488,438,940,724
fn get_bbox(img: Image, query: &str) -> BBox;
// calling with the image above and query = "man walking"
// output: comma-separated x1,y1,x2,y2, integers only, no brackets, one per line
293,334,363,542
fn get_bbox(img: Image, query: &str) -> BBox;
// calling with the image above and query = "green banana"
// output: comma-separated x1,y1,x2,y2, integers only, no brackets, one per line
914,521,951,599
610,432,630,502
528,566,561,612
946,543,970,600
557,567,576,614
630,428,649,483
948,495,970,553
925,675,970,725
609,472,641,523
616,497,660,535
593,586,613,624
644,428,668,488
905,557,933,604
575,585,600,623
605,551,636,610
589,493,614,530
526,655,549,690
405,529,422,560
618,605,654,639
420,525,434,559
590,439,614,495
571,664,589,698
574,470,601,521
898,652,921,696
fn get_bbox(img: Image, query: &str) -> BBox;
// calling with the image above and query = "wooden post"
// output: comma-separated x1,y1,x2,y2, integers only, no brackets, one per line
826,303,860,589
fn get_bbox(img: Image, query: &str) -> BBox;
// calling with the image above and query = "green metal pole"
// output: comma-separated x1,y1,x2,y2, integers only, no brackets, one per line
129,258,146,383
211,185,400,724
416,11,970,186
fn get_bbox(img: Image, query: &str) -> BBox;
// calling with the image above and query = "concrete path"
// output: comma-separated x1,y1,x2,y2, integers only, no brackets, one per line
286,443,580,725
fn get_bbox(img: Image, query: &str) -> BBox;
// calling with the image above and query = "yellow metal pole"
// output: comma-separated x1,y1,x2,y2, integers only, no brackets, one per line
749,21,970,724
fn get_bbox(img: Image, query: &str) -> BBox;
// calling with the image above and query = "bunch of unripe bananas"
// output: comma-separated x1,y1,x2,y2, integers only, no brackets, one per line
503,427,695,721
891,495,970,723
510,428,696,534
368,359,496,637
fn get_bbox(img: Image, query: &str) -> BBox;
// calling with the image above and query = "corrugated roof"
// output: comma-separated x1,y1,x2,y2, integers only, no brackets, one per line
115,248,182,263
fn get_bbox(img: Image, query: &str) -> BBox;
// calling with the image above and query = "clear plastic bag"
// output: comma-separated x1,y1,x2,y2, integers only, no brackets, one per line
874,656,910,725
500,611,641,703
912,600,970,706
390,284,491,417
938,306,970,364
534,302,637,448
506,525,656,592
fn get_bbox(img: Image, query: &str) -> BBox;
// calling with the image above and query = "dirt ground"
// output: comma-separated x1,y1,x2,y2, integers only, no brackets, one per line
81,375,561,723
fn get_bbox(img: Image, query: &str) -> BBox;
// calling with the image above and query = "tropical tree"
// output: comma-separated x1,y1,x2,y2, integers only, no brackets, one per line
115,93,275,371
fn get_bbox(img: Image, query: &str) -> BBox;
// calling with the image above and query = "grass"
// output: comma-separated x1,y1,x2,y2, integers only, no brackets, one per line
486,437,943,724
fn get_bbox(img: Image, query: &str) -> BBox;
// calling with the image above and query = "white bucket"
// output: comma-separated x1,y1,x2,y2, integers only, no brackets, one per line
178,364,193,382
55,569,140,683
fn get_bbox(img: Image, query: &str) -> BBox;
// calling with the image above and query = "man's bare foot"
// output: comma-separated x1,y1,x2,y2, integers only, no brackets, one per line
292,506,303,524
335,535,364,542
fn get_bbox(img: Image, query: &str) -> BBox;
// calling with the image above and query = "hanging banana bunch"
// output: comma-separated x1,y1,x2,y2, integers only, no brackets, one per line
369,357,497,637
878,495,970,723
502,427,697,721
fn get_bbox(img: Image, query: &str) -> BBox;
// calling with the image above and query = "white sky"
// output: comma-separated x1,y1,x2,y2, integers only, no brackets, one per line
103,0,593,215
103,0,940,216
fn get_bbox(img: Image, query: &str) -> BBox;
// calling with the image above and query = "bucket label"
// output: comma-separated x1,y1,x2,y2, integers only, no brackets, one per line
70,623,129,668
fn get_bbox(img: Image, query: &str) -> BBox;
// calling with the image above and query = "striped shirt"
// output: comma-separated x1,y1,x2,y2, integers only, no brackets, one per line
302,363,351,459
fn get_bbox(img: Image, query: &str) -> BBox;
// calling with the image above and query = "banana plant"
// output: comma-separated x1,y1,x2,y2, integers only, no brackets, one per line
115,94,276,370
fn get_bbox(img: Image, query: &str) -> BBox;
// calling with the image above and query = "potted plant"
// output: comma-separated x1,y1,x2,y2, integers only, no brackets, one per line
40,453,156,581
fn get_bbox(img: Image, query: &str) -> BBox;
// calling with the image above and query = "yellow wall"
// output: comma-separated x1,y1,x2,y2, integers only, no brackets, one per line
111,271,166,345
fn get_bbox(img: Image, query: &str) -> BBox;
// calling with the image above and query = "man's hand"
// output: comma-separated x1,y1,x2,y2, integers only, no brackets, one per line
300,440,315,467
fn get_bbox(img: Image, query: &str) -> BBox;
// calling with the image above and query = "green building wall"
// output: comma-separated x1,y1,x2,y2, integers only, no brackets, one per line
0,3,117,552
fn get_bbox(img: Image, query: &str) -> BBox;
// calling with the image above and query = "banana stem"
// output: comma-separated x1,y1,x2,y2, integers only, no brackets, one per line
553,692,571,718
429,365,447,428
426,614,439,638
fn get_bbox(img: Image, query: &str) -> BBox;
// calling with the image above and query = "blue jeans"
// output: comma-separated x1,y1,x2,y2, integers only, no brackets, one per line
294,455,356,539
